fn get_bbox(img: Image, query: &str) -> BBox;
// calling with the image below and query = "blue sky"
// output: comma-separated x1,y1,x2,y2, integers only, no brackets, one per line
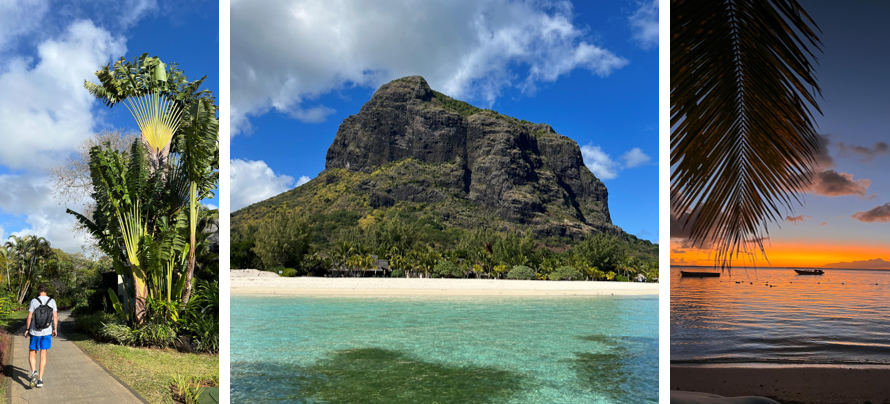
230,0,660,243
0,0,219,253
671,0,890,268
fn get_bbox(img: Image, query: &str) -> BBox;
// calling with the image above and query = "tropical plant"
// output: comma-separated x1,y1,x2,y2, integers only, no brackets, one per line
253,210,312,271
71,54,218,324
3,236,53,303
672,0,822,267
507,265,536,280
549,266,582,281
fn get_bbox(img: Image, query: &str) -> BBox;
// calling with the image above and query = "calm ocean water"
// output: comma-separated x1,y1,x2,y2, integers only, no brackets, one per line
671,266,890,365
232,295,657,403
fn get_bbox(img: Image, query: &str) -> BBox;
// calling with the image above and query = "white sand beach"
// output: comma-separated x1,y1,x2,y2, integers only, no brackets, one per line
231,270,659,296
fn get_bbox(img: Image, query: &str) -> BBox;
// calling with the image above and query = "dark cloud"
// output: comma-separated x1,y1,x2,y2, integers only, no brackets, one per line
671,249,686,254
810,170,870,197
837,142,890,162
814,135,836,169
785,215,812,224
851,203,890,223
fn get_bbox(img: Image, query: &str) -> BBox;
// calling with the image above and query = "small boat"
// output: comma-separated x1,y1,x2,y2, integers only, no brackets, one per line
794,269,824,275
681,271,721,277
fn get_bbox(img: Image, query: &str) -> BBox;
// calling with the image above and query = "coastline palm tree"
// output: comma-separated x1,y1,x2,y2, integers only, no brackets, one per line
672,0,823,268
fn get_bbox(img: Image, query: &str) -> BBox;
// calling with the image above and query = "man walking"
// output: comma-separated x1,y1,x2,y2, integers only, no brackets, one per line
24,283,58,388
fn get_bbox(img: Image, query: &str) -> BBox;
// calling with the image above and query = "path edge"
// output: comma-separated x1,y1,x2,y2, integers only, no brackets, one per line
68,334,150,404
6,330,13,404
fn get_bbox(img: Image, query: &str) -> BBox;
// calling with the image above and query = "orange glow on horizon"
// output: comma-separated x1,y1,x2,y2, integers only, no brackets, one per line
670,240,890,268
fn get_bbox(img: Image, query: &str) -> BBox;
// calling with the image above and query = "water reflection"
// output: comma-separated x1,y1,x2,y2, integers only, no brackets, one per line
671,267,890,364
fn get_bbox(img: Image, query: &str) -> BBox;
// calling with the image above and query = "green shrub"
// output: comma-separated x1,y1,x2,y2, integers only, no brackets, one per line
507,266,536,280
74,312,119,337
614,275,630,282
281,268,298,277
179,280,219,354
391,269,404,278
549,266,583,281
434,260,461,278
186,315,219,354
101,323,135,345
132,323,177,348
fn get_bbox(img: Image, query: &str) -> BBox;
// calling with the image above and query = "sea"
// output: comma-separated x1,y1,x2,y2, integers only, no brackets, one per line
231,295,658,403
671,266,890,365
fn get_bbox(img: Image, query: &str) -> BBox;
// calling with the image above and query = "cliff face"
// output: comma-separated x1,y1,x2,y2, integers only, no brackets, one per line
323,76,616,238
233,76,623,241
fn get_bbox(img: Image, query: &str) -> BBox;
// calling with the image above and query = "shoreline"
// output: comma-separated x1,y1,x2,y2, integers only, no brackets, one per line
671,365,890,404
230,271,659,296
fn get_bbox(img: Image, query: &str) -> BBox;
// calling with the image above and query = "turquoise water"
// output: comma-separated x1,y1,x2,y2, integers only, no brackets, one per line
231,295,657,403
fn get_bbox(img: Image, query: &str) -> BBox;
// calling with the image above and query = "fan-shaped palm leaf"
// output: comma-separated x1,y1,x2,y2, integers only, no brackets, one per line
671,0,822,268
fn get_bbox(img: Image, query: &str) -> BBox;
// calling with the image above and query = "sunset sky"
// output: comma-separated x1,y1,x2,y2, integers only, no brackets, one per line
671,0,890,269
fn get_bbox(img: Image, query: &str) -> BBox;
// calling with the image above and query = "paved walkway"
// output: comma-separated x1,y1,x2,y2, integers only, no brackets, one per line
8,311,145,403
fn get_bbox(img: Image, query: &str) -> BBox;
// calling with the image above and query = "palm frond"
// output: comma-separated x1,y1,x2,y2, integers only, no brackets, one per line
671,0,822,268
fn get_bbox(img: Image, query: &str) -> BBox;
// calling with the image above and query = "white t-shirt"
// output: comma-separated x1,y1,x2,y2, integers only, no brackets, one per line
28,296,57,337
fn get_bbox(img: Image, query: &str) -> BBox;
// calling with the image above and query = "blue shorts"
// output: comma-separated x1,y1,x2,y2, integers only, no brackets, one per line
29,334,51,351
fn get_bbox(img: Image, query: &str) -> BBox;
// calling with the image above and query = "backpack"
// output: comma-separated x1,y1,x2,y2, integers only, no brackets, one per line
32,297,53,331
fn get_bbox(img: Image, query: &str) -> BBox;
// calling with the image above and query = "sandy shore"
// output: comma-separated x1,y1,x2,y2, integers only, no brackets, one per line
231,270,659,296
671,365,890,404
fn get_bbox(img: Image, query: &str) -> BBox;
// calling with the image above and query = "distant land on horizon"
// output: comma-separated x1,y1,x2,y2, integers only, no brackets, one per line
672,265,890,271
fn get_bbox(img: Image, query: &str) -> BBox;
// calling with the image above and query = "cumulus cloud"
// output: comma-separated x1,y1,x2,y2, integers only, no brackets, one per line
0,20,126,171
230,159,297,211
628,0,658,49
0,0,49,51
0,174,90,253
810,170,870,197
580,144,618,180
231,0,628,134
851,203,890,223
785,215,811,224
837,142,890,163
580,144,651,180
621,147,651,168
295,175,311,187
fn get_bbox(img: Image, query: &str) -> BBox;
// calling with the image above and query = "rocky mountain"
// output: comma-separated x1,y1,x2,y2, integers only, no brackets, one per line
232,76,633,246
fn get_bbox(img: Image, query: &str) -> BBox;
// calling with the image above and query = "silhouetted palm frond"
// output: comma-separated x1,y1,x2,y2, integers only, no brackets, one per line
671,0,822,268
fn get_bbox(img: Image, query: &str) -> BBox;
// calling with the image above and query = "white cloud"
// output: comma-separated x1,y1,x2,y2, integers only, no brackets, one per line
0,20,126,171
628,0,658,50
296,175,311,186
203,203,219,210
0,174,90,253
231,0,628,135
580,144,618,180
621,147,651,168
291,106,336,123
581,144,652,180
230,159,296,211
0,0,49,51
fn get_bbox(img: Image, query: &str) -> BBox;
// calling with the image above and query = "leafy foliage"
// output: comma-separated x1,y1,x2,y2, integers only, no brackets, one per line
507,266,536,280
549,266,583,281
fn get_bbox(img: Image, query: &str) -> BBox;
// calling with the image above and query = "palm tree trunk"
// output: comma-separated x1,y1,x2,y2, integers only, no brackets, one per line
181,181,198,304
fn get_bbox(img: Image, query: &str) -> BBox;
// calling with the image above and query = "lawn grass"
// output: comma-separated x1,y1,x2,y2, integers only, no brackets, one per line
72,334,218,404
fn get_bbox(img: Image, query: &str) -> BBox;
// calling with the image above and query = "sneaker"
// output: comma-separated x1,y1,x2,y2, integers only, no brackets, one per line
36,380,43,388
29,372,37,388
